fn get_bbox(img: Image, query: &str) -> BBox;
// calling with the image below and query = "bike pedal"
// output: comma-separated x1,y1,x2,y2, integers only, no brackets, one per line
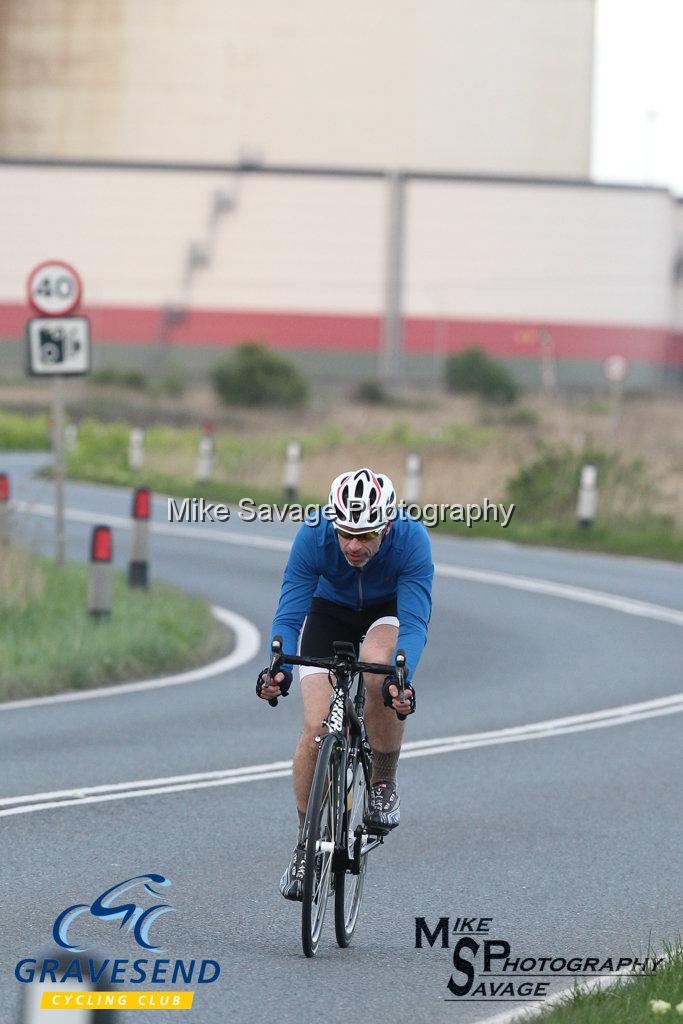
364,823,390,837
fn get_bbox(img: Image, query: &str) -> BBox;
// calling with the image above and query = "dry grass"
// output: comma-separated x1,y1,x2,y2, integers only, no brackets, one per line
2,382,682,522
0,543,46,609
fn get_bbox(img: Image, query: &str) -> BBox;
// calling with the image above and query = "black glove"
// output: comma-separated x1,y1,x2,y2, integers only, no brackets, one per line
256,667,293,707
381,674,416,719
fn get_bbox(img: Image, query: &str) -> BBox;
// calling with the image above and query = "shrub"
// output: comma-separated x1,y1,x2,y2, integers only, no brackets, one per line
154,368,186,397
91,367,147,389
0,411,50,450
210,342,309,408
444,347,519,404
354,379,388,404
504,444,673,528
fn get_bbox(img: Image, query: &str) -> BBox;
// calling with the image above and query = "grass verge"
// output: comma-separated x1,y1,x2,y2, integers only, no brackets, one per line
524,946,683,1023
0,547,227,702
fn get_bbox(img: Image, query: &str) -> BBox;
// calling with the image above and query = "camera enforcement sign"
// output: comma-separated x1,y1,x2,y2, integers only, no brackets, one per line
27,317,91,376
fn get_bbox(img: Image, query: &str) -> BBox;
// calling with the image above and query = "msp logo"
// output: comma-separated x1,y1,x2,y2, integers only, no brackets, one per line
52,873,173,953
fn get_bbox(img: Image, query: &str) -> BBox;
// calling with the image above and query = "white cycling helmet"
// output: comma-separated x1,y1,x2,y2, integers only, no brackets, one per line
328,468,396,534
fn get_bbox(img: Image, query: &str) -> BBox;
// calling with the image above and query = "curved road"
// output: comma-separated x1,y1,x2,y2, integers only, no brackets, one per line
1,453,682,1023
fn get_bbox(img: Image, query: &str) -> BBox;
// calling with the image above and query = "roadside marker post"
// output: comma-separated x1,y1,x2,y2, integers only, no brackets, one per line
576,463,598,529
195,425,214,483
129,486,151,588
602,354,630,448
404,451,422,504
88,525,113,619
64,423,78,451
0,472,10,546
20,952,119,1022
283,439,301,500
128,427,145,471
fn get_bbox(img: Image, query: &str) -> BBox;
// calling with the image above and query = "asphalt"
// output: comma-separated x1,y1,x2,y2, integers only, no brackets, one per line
1,452,682,1024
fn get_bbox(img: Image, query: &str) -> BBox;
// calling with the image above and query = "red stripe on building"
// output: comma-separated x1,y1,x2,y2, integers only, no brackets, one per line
2,302,682,364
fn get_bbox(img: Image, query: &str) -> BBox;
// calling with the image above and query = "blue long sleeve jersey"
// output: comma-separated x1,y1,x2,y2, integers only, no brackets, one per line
270,515,434,681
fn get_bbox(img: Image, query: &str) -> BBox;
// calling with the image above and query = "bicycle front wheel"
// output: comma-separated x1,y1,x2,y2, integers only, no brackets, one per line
302,733,341,957
334,741,368,947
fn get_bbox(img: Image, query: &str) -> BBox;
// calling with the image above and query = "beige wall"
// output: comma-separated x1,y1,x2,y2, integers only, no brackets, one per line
0,0,594,176
0,165,677,333
407,182,675,325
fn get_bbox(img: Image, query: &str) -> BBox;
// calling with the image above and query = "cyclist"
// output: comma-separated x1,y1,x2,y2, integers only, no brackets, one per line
256,467,434,901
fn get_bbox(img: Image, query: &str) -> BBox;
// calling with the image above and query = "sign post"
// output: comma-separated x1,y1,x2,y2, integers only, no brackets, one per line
602,354,630,448
27,261,88,566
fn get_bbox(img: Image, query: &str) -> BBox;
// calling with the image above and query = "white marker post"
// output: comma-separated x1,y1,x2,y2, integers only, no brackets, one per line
283,440,302,500
196,428,214,483
404,451,422,504
27,261,88,566
64,423,78,451
602,354,630,447
576,463,598,529
128,427,145,471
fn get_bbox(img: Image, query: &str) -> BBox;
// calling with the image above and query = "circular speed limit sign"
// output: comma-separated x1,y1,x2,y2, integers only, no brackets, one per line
602,354,630,383
27,260,82,316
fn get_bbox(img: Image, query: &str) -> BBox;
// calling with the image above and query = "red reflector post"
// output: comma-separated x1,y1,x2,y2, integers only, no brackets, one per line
0,473,9,502
132,486,151,520
91,525,112,563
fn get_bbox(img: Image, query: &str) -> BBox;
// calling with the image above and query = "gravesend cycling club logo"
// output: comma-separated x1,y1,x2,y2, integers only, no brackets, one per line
53,873,174,953
415,915,665,1004
15,873,221,1012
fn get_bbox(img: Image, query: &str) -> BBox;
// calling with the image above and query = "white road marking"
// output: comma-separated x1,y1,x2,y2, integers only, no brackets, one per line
0,606,260,712
14,499,683,627
4,495,682,820
2,690,681,818
436,564,683,627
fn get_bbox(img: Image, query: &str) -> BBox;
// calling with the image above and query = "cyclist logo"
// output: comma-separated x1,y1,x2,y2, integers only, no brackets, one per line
52,873,174,953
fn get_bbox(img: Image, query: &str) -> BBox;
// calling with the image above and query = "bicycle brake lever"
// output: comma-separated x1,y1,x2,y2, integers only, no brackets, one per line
267,636,283,707
395,649,407,721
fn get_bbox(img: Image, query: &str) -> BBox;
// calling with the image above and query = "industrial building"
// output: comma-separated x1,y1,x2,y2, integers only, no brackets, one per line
0,0,680,387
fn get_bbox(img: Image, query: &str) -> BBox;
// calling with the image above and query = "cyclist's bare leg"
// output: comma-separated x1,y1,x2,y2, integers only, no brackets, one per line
360,624,403,754
293,672,333,822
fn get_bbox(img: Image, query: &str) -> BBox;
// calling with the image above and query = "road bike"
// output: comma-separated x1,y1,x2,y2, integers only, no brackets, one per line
265,636,407,957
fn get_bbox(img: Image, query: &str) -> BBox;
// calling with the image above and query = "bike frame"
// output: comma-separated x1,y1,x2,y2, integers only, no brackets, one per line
269,638,407,873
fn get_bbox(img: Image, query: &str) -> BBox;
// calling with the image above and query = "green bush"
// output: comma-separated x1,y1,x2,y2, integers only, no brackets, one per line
504,444,673,529
354,379,388,404
67,419,129,473
444,347,519,404
91,367,147,389
154,368,186,397
0,411,50,450
210,342,309,408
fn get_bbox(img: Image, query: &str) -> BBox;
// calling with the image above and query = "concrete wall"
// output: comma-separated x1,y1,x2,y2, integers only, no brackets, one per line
0,0,594,177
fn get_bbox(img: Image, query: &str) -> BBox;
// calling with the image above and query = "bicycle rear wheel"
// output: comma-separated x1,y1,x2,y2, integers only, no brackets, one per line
302,733,340,957
334,742,369,947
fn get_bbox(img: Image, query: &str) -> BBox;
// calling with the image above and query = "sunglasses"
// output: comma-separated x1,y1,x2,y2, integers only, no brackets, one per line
334,527,383,542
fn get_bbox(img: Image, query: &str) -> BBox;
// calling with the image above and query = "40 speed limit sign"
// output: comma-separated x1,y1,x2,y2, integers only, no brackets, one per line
27,260,82,316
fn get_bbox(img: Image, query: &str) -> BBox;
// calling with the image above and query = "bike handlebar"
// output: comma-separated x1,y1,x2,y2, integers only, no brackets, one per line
267,635,408,716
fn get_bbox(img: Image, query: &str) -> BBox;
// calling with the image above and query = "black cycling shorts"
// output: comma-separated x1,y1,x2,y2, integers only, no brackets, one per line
297,596,399,680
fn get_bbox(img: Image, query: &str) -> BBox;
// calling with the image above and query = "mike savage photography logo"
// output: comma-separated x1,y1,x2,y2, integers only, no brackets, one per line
168,496,516,530
16,873,221,1012
414,915,665,1005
